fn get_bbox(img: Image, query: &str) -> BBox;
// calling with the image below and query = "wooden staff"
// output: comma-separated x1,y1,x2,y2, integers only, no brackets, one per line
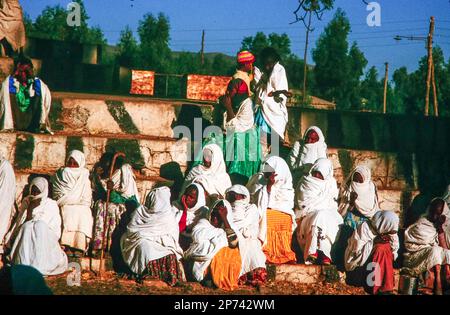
98,151,125,277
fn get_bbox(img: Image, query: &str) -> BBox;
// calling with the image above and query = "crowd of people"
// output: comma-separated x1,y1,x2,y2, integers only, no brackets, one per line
0,49,450,295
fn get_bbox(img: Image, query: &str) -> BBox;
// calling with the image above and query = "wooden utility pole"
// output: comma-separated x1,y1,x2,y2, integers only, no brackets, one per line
302,10,312,104
383,62,389,114
431,62,439,117
200,30,205,66
425,16,435,116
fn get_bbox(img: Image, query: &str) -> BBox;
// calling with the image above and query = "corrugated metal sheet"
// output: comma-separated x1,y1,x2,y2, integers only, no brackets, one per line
186,74,231,101
130,70,155,96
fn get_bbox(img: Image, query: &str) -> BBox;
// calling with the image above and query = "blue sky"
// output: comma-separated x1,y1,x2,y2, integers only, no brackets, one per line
22,0,450,76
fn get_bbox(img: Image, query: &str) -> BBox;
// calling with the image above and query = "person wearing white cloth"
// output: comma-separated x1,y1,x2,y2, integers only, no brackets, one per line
403,198,450,295
121,186,185,286
7,177,68,276
182,143,232,205
0,55,52,133
226,185,267,286
0,0,26,56
184,199,242,291
287,126,328,187
338,165,380,230
52,150,93,256
246,156,297,264
0,154,15,263
344,211,399,295
295,158,343,265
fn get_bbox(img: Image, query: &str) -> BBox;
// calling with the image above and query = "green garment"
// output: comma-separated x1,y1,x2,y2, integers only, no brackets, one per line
15,79,33,112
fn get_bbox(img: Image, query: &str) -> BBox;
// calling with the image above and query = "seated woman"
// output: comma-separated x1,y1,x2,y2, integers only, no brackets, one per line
182,143,232,205
0,154,16,265
247,156,296,264
222,78,262,183
295,158,343,265
403,198,450,295
184,200,242,291
174,183,208,251
52,150,93,257
121,186,185,286
226,185,267,286
287,126,328,187
6,177,68,276
345,210,400,295
91,153,140,256
338,165,380,230
0,55,52,133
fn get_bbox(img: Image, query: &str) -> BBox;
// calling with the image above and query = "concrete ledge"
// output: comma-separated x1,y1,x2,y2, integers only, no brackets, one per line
269,264,346,285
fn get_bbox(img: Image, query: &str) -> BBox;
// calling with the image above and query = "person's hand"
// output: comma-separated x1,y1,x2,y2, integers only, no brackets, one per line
267,173,277,192
106,180,114,190
181,195,188,210
350,191,358,205
374,234,391,244
217,204,228,221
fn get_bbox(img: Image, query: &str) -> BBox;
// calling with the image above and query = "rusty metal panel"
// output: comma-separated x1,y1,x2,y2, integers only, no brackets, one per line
186,74,231,101
130,70,155,96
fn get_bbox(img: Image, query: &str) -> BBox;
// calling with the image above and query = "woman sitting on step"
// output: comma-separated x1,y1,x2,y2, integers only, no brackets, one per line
6,177,68,276
121,186,185,286
184,200,242,291
344,210,399,295
52,150,93,258
226,185,267,286
295,158,343,265
91,153,140,257
338,165,380,230
247,156,297,264
0,154,16,267
403,198,450,295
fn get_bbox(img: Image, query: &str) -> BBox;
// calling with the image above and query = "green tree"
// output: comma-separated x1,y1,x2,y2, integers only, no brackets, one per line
117,26,139,68
359,66,382,112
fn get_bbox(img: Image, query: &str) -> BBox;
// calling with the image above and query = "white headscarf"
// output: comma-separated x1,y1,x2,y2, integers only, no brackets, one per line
179,183,208,229
183,143,232,199
345,210,400,271
288,126,328,171
296,158,339,218
29,177,49,201
338,165,380,219
109,163,140,201
52,150,92,207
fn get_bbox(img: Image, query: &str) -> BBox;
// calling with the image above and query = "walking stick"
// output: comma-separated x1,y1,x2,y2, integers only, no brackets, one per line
98,152,125,278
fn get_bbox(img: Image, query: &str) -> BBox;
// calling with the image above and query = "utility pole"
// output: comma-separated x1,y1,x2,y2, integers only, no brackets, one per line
425,16,435,116
383,62,389,114
302,10,312,104
200,30,205,66
431,62,439,117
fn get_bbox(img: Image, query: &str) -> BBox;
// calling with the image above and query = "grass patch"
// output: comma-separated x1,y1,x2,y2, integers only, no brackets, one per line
106,100,139,135
48,99,64,131
105,139,145,170
14,134,34,170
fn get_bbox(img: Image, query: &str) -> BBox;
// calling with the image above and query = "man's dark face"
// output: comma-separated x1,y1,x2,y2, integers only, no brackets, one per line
264,58,276,73
428,200,445,223
352,172,364,184
30,185,41,197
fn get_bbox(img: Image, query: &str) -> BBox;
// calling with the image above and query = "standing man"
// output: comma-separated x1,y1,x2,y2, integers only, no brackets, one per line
254,47,291,156
0,0,26,57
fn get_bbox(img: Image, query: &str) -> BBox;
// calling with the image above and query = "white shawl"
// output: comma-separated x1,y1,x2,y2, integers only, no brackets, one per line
247,156,296,245
0,76,52,130
183,143,232,199
174,183,208,231
226,185,266,275
224,97,254,133
345,210,400,271
0,156,16,254
254,62,289,139
338,165,380,219
100,163,140,201
121,187,184,275
288,126,328,175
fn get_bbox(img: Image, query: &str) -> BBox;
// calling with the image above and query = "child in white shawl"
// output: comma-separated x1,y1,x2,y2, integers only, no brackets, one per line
0,155,16,262
287,126,328,187
226,185,267,286
246,156,297,264
7,177,68,276
345,210,399,295
295,158,343,265
120,186,185,286
52,150,93,256
403,198,450,295
338,165,380,230
182,143,232,205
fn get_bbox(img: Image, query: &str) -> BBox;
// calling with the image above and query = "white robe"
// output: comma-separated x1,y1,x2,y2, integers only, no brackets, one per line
52,150,93,250
121,187,184,275
296,158,343,261
254,62,289,139
0,75,52,131
182,143,232,200
99,163,140,201
338,165,380,219
0,157,16,254
8,178,67,276
247,156,296,246
226,185,266,276
173,183,207,231
287,126,328,185
344,211,400,271
224,97,254,133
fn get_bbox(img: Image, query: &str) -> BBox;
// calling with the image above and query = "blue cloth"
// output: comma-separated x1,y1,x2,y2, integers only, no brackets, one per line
254,106,271,135
8,77,42,96
343,210,369,230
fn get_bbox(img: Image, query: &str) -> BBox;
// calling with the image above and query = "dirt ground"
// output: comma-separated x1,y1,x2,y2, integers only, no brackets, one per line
45,270,367,295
